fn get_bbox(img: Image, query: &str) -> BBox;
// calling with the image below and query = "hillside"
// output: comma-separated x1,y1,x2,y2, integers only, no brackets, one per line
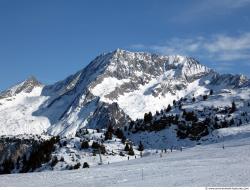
0,128,250,186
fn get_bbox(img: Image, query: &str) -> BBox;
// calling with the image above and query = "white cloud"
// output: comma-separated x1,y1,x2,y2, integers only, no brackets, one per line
204,33,250,61
131,32,250,63
171,0,250,22
204,33,250,52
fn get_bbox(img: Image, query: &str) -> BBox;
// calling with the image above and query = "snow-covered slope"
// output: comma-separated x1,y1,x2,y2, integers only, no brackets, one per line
1,130,250,186
0,77,50,136
0,49,249,137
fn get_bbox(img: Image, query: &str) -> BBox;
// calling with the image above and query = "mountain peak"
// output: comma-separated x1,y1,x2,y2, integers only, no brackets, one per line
24,75,41,86
110,49,200,67
113,48,124,53
83,49,213,84
0,76,42,99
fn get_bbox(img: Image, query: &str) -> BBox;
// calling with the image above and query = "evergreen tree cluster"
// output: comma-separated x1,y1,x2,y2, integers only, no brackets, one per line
91,141,106,154
123,93,244,141
0,136,60,174
21,136,60,172
144,112,153,123
104,125,114,140
103,123,126,144
0,158,14,174
75,128,89,137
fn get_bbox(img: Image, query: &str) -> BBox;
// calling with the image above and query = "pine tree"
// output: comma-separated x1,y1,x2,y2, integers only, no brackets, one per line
166,104,171,112
221,120,228,128
231,101,236,113
210,89,214,95
156,111,160,116
128,145,135,156
104,131,112,140
73,163,81,169
138,141,144,151
173,100,176,106
203,95,208,100
92,141,100,149
51,156,58,167
83,162,89,168
104,124,114,140
85,128,89,134
115,128,124,139
192,97,196,102
81,141,89,149
124,142,130,151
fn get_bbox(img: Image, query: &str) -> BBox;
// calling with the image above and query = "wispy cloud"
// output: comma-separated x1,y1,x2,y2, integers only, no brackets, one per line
131,32,250,63
171,0,250,22
203,33,250,61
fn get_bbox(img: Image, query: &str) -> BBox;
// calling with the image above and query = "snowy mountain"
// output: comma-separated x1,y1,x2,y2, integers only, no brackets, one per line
1,49,250,174
0,76,42,99
0,49,249,137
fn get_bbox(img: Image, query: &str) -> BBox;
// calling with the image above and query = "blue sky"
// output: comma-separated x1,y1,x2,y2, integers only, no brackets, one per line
0,0,250,90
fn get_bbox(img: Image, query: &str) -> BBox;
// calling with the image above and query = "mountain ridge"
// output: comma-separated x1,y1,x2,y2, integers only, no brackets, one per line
0,49,249,137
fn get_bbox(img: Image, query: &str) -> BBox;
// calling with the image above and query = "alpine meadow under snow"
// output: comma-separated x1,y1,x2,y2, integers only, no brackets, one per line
0,49,250,186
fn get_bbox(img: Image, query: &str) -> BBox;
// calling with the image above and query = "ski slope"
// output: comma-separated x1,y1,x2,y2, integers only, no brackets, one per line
1,130,250,187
